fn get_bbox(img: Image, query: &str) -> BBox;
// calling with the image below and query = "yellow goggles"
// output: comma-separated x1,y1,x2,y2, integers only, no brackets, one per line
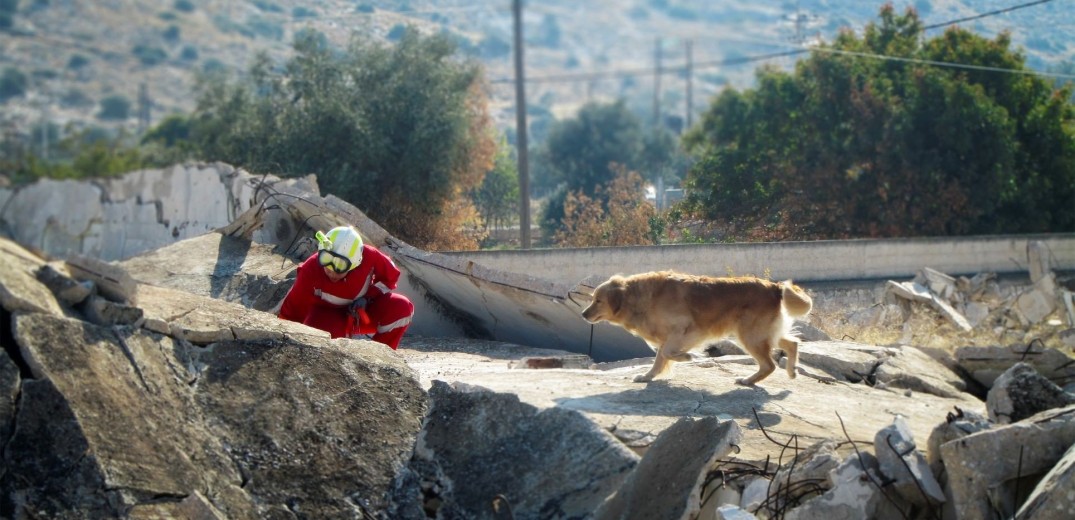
317,250,352,273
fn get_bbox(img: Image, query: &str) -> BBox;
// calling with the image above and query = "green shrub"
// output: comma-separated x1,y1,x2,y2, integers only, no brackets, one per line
292,6,315,19
387,23,406,41
179,45,198,61
356,4,374,14
252,0,281,13
163,24,180,42
60,87,92,108
173,0,194,13
246,17,283,40
97,94,130,120
67,54,89,69
132,44,168,66
0,66,27,101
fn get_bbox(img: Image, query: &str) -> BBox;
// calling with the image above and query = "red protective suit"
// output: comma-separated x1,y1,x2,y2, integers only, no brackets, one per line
278,244,413,349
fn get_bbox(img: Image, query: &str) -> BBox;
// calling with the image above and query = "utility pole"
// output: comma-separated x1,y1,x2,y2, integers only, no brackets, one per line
653,37,662,128
685,39,693,130
512,0,531,249
138,82,151,134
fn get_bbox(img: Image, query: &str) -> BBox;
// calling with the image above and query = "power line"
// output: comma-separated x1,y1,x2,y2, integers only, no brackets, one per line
923,0,1056,30
812,46,1075,80
490,0,1069,86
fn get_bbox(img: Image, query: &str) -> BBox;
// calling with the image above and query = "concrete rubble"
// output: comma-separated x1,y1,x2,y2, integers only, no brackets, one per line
2,165,1075,519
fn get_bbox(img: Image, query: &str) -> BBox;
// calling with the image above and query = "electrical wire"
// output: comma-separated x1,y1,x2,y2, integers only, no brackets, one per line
922,0,1056,30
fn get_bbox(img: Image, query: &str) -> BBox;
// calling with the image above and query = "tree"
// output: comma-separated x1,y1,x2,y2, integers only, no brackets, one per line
97,94,131,120
470,138,519,234
538,100,646,239
188,28,496,250
0,66,27,101
681,5,1075,240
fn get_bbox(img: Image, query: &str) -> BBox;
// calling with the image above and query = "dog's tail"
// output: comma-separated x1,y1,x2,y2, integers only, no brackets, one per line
779,281,813,317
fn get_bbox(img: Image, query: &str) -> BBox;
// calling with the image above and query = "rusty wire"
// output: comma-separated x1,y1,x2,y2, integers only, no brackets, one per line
836,412,911,520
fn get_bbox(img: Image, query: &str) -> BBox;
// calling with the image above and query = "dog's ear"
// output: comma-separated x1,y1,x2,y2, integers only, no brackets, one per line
606,283,624,314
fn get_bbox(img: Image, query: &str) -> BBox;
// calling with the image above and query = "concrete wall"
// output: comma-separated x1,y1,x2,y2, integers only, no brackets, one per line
447,235,1075,286
0,162,263,260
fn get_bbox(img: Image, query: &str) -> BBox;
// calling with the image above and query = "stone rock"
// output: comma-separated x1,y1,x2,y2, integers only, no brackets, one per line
596,416,741,520
784,454,885,520
1014,440,1075,520
35,263,94,306
66,255,138,304
2,311,425,518
0,238,64,316
400,380,637,520
739,477,770,513
873,416,945,507
716,504,758,520
796,341,889,383
772,440,842,505
873,345,968,399
117,232,296,312
986,362,1075,424
940,404,1075,520
963,301,990,328
926,407,992,478
955,343,1075,388
0,349,18,444
1027,241,1051,284
915,267,958,302
794,320,832,342
79,294,144,327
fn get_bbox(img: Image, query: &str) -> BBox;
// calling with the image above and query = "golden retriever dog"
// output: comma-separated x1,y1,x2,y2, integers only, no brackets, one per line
581,271,813,386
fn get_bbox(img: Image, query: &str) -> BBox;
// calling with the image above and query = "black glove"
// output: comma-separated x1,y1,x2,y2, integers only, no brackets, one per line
350,297,368,312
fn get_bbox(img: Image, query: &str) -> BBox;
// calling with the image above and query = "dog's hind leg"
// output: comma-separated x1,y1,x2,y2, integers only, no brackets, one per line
780,337,799,379
736,340,777,386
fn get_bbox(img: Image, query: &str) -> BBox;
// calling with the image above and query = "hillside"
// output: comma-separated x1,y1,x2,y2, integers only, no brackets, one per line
0,0,1072,146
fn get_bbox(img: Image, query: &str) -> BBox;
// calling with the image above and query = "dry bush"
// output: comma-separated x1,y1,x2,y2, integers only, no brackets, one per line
555,166,656,247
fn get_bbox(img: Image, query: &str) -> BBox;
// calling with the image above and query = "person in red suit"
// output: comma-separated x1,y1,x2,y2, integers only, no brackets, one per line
278,225,413,349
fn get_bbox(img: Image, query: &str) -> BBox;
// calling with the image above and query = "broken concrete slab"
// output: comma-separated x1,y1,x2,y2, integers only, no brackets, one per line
874,416,945,507
783,454,885,520
596,416,741,520
65,255,138,304
397,337,987,464
955,343,1075,388
1014,439,1075,520
0,349,17,444
939,404,1075,520
795,340,889,383
986,362,1075,424
4,309,427,518
873,345,968,399
117,232,296,313
0,238,64,316
403,380,638,519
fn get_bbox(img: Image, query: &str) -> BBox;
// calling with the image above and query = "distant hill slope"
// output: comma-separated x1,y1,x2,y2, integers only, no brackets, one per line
0,0,1071,144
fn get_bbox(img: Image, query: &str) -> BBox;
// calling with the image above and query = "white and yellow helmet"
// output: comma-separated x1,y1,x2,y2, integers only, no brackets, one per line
315,226,364,273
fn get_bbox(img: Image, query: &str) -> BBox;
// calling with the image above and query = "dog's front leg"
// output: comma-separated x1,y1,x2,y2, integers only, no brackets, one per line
634,335,688,382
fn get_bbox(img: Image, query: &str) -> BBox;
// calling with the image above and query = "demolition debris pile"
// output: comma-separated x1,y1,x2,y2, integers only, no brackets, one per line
1,163,1074,518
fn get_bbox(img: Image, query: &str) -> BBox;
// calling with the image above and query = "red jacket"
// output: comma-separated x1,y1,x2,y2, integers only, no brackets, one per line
278,244,402,338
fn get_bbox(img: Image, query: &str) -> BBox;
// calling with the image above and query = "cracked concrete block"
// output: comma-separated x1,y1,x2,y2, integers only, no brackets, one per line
784,454,886,520
940,405,1075,520
874,416,945,507
597,417,741,520
66,255,138,304
986,363,1075,424
1014,440,1075,520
